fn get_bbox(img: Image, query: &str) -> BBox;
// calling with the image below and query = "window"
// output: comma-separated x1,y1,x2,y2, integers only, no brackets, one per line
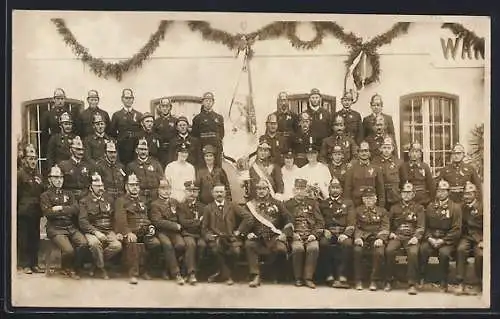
400,93,459,176
22,98,84,175
288,93,336,115
150,95,203,127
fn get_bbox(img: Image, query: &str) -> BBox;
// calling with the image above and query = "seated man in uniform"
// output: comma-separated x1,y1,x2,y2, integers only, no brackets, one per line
178,180,207,285
201,184,253,285
114,173,161,285
79,173,123,279
244,179,293,287
318,177,355,288
419,180,462,292
353,186,390,291
40,165,88,279
150,179,186,285
455,182,483,296
327,145,352,190
385,182,425,295
285,178,325,289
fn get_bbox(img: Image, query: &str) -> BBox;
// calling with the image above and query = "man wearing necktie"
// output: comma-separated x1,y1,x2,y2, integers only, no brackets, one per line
362,94,395,139
201,183,253,285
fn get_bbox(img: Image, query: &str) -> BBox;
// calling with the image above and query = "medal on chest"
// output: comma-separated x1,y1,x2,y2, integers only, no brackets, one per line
148,165,154,171
286,115,291,120
34,176,42,184
319,113,323,120
133,113,137,122
440,208,450,219
368,168,374,176
63,195,69,203
138,202,146,211
81,166,88,175
169,122,174,127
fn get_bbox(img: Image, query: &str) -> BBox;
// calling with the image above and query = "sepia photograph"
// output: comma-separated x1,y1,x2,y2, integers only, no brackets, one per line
10,10,490,309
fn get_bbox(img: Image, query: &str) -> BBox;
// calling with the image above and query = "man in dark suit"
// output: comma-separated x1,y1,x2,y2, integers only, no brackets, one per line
362,94,395,139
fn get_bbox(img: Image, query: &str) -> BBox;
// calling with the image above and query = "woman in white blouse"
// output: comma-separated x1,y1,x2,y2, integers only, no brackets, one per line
164,143,195,202
281,150,301,201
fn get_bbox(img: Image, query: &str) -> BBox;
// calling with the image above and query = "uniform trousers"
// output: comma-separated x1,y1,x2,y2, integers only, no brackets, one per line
419,241,455,284
157,232,185,276
182,236,207,274
456,238,482,283
123,234,161,277
245,237,287,276
49,227,88,271
353,236,385,282
318,236,353,279
207,237,242,279
17,214,41,269
291,237,319,281
85,231,122,269
385,238,419,284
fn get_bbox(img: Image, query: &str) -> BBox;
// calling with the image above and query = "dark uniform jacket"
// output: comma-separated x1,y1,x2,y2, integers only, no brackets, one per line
249,160,284,199
114,194,151,235
79,192,115,234
365,132,398,160
126,157,164,190
153,115,178,148
79,107,111,138
305,107,333,144
109,108,143,141
135,129,160,161
149,197,182,234
425,198,462,246
344,160,386,207
462,200,483,243
400,161,436,206
436,162,482,203
178,199,206,238
320,134,358,164
285,197,325,240
362,113,395,139
257,133,290,165
290,129,318,167
168,134,201,166
17,166,45,217
270,109,299,139
40,188,79,236
388,201,425,241
201,201,253,241
319,196,355,237
245,197,292,241
327,162,351,189
334,108,363,145
191,110,225,150
46,133,76,169
59,158,94,193
83,133,115,164
196,167,232,204
41,105,82,141
372,156,404,206
95,158,126,196
353,205,390,242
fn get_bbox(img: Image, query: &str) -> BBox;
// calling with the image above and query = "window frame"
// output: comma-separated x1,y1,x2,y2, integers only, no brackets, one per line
287,93,336,115
399,92,459,176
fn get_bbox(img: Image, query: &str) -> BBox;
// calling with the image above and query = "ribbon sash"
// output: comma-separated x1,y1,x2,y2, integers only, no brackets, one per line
246,201,282,235
252,163,277,199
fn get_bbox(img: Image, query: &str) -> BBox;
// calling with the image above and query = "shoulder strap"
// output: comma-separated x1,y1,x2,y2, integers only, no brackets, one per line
252,163,277,198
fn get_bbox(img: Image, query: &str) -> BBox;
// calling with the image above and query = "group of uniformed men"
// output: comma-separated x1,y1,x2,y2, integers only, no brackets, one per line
17,87,483,296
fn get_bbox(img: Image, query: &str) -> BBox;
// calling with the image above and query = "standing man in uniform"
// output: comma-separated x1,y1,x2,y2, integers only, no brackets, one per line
436,143,482,204
191,92,225,167
126,138,164,205
244,179,293,287
46,112,76,170
95,141,126,203
318,177,355,288
41,88,82,147
269,91,299,145
352,186,390,291
136,112,160,161
419,180,462,292
365,115,398,160
59,136,94,201
178,180,207,285
114,173,161,284
201,184,253,285
40,165,88,279
169,116,201,167
257,114,289,165
285,178,325,289
17,144,45,274
344,141,385,208
455,182,483,295
362,94,395,139
385,182,425,295
153,97,178,169
83,113,114,165
327,145,352,189
400,142,435,207
305,88,332,146
372,137,404,212
291,112,315,168
109,89,143,166
248,141,284,200
79,173,122,279
79,90,111,138
335,90,363,145
320,115,358,164
149,179,186,285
